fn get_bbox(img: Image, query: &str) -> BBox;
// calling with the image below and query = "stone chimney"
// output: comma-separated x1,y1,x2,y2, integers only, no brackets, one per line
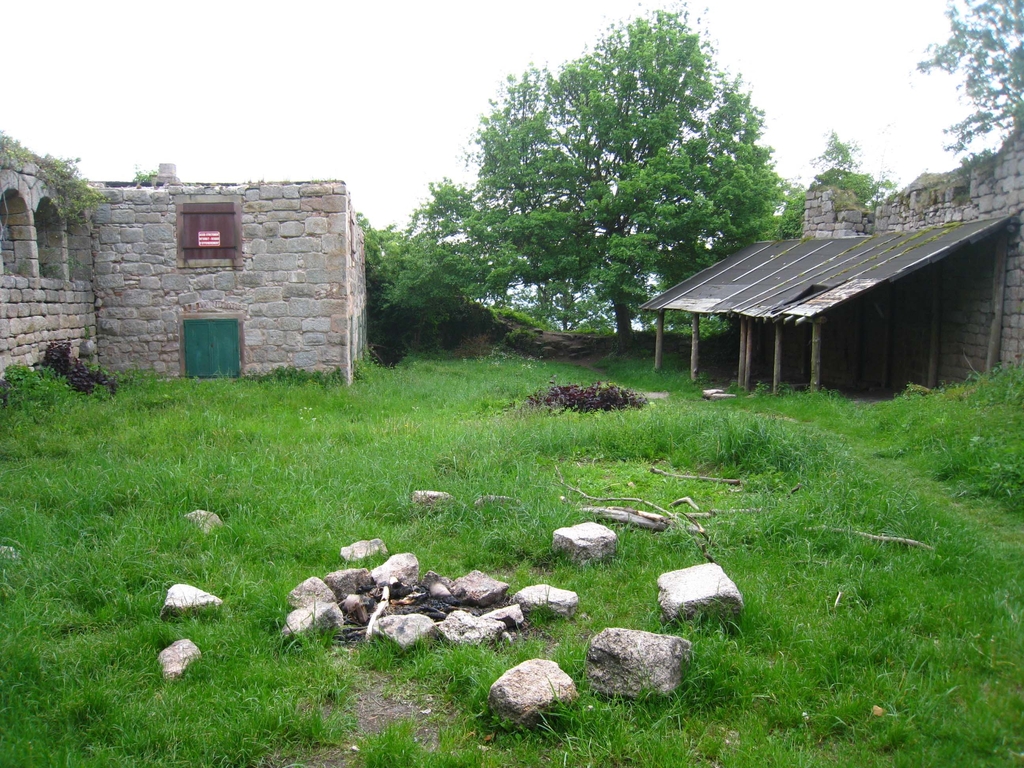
155,163,179,186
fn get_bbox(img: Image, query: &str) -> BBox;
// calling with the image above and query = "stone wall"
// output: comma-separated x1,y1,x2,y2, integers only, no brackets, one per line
803,187,874,239
92,178,366,380
802,131,1024,372
1,162,97,374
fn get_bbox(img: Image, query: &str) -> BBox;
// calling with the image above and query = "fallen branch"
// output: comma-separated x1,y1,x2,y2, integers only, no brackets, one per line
669,496,701,511
555,468,714,563
813,526,935,551
651,467,742,486
582,506,670,531
366,585,390,639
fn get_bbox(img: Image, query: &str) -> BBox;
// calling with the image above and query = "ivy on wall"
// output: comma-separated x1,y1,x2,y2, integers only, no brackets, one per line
0,132,105,226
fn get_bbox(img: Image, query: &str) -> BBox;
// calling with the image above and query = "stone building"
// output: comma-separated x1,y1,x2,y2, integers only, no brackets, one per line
1,161,366,381
643,131,1024,392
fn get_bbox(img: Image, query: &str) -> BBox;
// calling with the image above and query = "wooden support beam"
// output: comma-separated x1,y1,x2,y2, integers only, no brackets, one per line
654,309,665,371
986,232,1008,371
853,298,864,386
737,317,747,388
690,313,700,381
810,319,823,392
743,318,754,391
927,266,941,388
772,321,783,394
882,283,893,389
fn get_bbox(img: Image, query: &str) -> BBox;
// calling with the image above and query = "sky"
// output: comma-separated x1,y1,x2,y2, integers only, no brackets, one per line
3,1,980,229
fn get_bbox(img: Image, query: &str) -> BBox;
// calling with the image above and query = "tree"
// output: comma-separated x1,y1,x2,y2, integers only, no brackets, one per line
470,9,782,350
810,131,895,209
361,185,499,361
919,0,1024,152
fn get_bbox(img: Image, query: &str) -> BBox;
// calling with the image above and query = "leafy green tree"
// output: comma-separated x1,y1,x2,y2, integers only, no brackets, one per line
761,183,806,241
361,186,498,361
919,0,1024,152
471,9,782,350
810,131,895,209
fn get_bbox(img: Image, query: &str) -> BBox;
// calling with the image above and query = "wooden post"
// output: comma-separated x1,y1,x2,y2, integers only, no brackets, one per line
690,313,700,381
773,321,783,394
743,319,754,391
927,266,941,388
853,298,864,386
986,232,1008,371
737,317,747,387
810,319,823,392
654,309,665,371
882,283,893,389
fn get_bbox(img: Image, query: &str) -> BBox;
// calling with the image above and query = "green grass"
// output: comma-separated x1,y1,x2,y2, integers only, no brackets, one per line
1,353,1022,766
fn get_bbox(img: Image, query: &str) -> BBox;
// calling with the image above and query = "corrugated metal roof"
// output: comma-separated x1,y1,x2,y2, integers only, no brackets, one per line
641,217,1012,319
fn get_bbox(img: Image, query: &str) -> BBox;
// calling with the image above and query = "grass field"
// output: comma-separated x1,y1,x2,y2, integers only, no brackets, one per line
1,352,1022,767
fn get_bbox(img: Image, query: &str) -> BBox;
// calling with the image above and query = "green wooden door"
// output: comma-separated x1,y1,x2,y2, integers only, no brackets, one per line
183,319,240,378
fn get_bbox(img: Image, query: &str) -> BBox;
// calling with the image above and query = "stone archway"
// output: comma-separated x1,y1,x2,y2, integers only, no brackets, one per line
35,197,67,279
1,189,37,277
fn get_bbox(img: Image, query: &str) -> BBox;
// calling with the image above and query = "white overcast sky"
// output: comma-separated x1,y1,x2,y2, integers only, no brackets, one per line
4,1,979,228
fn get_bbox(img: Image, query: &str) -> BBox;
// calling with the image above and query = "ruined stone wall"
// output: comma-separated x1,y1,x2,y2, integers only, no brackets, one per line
802,131,1024,371
803,187,874,239
92,180,366,379
1,162,97,375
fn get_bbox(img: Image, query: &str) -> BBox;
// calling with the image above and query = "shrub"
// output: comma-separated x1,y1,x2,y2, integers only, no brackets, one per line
39,342,117,395
0,364,73,409
523,381,647,413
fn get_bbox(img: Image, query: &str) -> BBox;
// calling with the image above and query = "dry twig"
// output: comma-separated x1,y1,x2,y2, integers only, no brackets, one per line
581,506,670,531
669,496,701,511
366,585,390,639
813,526,935,551
555,468,714,563
650,467,742,485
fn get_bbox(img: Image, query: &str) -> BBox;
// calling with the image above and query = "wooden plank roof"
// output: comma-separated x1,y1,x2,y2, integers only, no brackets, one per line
641,217,1013,320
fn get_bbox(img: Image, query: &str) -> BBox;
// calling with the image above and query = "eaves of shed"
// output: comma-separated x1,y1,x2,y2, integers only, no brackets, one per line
642,216,1016,393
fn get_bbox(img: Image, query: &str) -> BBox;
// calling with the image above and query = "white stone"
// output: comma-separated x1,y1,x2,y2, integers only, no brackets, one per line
371,552,420,586
161,584,223,618
184,509,223,533
586,628,691,698
513,584,579,618
552,522,617,563
0,546,20,561
480,603,525,629
375,614,438,650
489,659,578,727
657,563,744,622
288,577,337,609
323,568,373,601
282,601,345,636
158,639,201,679
340,538,387,562
452,570,509,607
436,610,505,645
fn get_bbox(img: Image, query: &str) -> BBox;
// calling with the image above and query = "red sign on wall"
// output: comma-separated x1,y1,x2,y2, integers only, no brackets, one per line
198,231,221,247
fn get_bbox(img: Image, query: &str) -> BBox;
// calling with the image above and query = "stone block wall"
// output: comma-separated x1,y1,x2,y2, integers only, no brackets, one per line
92,179,366,380
0,276,96,371
802,131,1024,372
1,161,97,374
803,187,874,239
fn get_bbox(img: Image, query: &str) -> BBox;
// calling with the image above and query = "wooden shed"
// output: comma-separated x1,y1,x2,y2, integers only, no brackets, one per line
642,217,1016,392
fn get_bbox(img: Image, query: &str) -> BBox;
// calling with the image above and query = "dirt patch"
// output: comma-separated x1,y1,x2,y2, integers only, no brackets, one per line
353,672,441,749
266,671,444,767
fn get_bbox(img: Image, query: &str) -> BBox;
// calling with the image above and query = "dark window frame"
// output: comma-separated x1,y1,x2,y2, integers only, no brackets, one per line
175,196,243,269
